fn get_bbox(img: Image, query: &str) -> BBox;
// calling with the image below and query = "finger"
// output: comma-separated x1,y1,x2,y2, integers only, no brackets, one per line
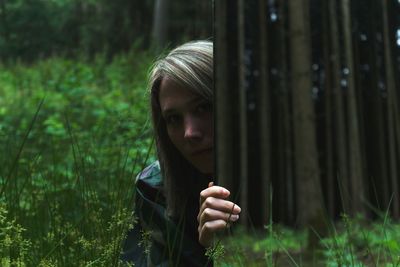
199,186,230,205
199,219,230,247
198,207,239,226
199,207,240,226
199,197,241,217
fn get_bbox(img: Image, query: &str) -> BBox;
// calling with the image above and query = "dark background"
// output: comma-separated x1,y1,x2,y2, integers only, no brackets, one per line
0,0,212,62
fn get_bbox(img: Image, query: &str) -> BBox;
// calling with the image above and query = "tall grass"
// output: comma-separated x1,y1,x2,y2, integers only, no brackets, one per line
212,176,400,266
0,49,156,266
215,211,400,266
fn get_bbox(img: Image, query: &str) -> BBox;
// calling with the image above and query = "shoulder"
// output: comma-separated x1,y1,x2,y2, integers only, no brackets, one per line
136,160,164,204
136,160,162,187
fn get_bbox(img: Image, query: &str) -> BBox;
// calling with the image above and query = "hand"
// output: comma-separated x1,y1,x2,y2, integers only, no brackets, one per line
197,182,241,247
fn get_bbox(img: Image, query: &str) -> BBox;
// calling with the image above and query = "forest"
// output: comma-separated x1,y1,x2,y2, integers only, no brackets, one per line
216,0,400,223
1,0,400,266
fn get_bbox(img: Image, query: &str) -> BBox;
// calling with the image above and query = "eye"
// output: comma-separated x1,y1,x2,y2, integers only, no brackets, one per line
165,114,181,126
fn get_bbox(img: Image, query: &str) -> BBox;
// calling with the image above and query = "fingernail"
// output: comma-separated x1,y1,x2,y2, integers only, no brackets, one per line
236,206,241,213
230,214,239,222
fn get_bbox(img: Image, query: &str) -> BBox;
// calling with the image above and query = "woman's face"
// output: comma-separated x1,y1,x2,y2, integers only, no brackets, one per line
159,77,214,175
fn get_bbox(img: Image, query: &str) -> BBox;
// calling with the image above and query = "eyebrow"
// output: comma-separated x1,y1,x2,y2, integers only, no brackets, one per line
161,96,204,116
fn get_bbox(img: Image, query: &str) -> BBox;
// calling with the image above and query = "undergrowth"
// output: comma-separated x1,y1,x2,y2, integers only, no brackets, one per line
0,49,156,266
216,214,400,267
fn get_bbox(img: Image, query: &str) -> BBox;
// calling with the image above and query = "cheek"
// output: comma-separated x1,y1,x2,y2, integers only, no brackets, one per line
167,128,184,152
205,116,214,138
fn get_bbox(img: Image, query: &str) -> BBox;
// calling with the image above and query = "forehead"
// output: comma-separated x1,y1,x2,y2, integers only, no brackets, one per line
159,78,201,111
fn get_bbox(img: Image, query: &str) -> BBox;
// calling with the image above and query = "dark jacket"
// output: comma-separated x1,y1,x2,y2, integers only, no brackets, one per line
121,161,212,267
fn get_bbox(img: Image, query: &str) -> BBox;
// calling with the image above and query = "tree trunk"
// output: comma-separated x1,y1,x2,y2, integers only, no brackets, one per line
0,0,10,43
288,0,324,235
341,0,365,215
257,0,271,225
366,0,389,212
215,0,242,224
276,0,294,224
382,0,399,218
151,0,169,49
323,0,335,218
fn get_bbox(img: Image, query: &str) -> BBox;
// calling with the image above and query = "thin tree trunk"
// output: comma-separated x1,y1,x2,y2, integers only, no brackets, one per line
258,0,271,225
215,0,237,204
329,0,349,215
323,0,335,218
151,0,169,49
237,0,249,227
341,0,365,215
382,0,399,218
0,0,10,43
367,0,389,211
276,0,294,224
288,0,324,237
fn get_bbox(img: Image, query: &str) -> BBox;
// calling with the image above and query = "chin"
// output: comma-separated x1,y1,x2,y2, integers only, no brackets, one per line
193,162,214,176
186,154,214,176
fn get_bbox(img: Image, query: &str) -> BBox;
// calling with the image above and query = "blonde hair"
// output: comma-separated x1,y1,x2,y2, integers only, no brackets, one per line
149,40,213,101
148,40,213,218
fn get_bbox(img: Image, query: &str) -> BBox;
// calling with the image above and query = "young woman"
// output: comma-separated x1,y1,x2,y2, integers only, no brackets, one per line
122,40,241,266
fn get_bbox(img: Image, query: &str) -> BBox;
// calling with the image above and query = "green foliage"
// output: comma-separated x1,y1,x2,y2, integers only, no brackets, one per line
138,230,153,255
0,49,155,265
254,226,306,253
321,214,400,267
0,0,212,62
0,0,154,62
217,215,400,266
0,204,32,266
205,242,225,262
0,0,54,61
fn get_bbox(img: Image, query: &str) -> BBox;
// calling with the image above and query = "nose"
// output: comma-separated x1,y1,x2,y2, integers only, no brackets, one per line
183,115,203,141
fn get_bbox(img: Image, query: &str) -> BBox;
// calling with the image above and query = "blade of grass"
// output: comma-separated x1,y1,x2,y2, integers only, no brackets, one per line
0,97,45,198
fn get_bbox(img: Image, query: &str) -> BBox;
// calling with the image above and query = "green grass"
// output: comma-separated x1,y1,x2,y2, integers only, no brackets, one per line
0,49,156,266
216,214,400,266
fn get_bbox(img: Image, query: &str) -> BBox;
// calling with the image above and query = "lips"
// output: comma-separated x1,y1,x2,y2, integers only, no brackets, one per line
191,147,213,156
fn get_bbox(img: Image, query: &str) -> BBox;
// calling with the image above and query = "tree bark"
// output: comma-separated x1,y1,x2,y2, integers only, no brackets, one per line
329,0,351,215
151,0,170,49
288,0,324,231
382,0,399,218
258,0,271,225
275,0,294,224
341,0,365,215
366,0,389,212
323,0,335,218
0,0,10,43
